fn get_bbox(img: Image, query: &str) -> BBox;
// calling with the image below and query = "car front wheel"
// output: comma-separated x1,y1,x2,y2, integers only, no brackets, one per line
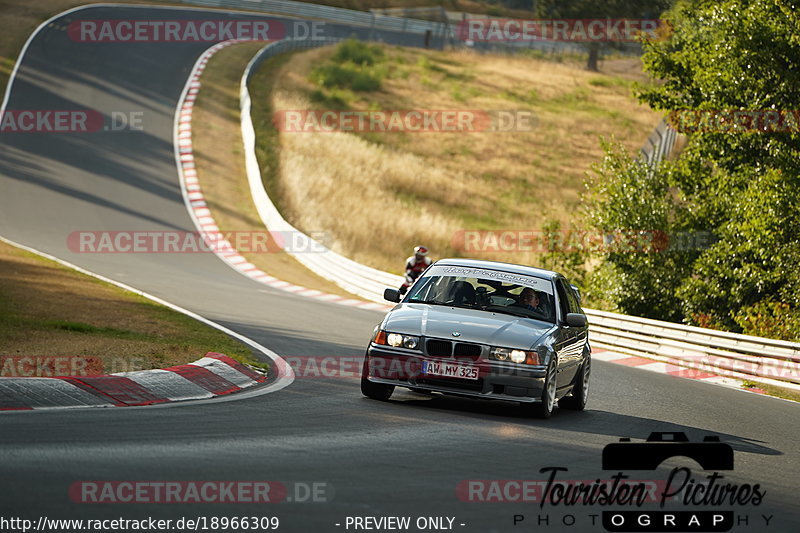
522,358,557,418
361,357,394,401
560,357,590,411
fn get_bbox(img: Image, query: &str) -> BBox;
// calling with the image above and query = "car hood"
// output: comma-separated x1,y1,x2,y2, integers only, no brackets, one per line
383,304,555,349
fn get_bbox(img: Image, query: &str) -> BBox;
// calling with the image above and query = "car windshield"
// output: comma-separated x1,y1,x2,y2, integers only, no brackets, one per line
406,274,556,323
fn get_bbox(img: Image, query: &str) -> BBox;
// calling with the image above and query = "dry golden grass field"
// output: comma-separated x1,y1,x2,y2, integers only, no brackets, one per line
257,43,662,272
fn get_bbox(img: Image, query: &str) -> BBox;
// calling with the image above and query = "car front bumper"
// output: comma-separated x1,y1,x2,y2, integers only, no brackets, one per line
364,345,547,403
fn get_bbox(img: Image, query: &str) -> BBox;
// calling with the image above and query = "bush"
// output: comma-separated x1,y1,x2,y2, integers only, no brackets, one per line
310,63,382,92
332,39,383,66
310,40,385,92
350,71,381,91
311,64,353,89
677,167,800,331
581,141,698,322
309,89,348,109
734,300,800,342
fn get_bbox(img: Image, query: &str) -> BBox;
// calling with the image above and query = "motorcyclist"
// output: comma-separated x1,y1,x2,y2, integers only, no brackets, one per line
399,245,432,295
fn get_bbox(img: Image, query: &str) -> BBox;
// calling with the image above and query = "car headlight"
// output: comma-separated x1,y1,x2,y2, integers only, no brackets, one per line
386,333,402,346
509,349,526,363
375,331,420,350
403,336,419,349
489,347,540,365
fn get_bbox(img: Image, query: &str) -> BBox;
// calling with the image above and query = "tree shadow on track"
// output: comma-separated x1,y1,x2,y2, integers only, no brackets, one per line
0,145,186,231
382,393,781,457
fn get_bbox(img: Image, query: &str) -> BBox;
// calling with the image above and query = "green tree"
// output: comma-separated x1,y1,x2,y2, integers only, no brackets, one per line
539,219,586,289
677,167,800,329
640,0,800,333
583,0,800,338
583,141,699,320
638,0,800,176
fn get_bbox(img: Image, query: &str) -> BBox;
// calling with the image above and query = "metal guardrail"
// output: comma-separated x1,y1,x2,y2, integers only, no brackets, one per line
178,0,603,54
586,309,800,390
640,118,678,164
179,0,450,36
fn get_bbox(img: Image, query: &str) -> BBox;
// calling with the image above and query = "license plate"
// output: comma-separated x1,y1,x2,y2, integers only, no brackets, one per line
422,360,478,380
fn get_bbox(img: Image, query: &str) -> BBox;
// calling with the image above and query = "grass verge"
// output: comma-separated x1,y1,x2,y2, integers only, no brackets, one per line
0,240,264,375
741,381,800,403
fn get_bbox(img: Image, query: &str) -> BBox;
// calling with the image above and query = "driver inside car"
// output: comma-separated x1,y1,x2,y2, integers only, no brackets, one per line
448,280,476,306
513,287,545,314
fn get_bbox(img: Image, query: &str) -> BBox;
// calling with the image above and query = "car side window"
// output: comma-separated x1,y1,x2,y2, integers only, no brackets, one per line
565,286,582,315
554,280,570,321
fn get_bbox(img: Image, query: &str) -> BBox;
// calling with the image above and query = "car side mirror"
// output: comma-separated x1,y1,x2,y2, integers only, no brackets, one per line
384,288,401,303
565,313,587,328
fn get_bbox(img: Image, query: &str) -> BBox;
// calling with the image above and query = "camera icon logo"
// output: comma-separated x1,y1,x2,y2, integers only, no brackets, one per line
602,432,734,471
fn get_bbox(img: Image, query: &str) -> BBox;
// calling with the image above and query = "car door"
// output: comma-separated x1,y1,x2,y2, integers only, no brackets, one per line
566,282,589,365
554,277,582,386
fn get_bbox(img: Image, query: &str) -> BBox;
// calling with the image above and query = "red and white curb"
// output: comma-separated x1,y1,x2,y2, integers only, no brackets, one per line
0,353,267,411
593,349,768,396
175,40,390,314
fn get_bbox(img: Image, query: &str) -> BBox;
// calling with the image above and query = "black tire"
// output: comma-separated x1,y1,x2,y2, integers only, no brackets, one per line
521,358,557,419
361,357,394,401
560,357,590,411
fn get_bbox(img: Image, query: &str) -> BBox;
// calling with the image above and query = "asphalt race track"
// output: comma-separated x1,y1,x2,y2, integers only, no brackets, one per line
0,6,798,533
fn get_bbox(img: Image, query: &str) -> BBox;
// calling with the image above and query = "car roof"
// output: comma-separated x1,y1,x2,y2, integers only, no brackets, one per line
432,258,560,281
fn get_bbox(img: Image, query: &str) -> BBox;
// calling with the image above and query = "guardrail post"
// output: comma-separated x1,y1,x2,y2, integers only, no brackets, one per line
369,12,375,42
